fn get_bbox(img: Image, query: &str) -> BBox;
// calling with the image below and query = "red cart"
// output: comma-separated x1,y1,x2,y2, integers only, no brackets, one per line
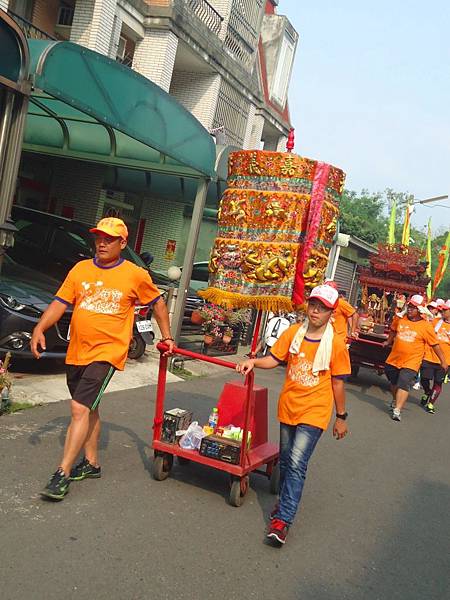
151,343,279,506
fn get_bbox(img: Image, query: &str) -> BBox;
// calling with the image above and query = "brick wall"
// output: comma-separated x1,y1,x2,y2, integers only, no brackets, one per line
32,0,59,36
247,113,264,149
70,0,117,56
139,196,185,270
169,71,221,130
132,29,178,91
0,0,9,12
49,158,105,225
242,102,256,149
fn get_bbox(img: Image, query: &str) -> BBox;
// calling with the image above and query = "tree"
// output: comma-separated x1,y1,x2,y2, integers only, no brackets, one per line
338,190,387,244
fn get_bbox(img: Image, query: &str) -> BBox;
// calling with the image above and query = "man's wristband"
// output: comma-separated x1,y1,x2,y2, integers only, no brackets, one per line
336,412,348,420
160,336,174,342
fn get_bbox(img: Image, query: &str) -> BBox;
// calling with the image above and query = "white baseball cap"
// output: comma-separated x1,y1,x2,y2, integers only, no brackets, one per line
436,298,445,306
443,300,450,310
309,284,339,309
408,294,424,307
427,301,438,308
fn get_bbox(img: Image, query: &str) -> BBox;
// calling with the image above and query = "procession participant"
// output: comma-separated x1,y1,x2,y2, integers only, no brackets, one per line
420,300,450,413
236,285,350,546
382,294,447,422
426,301,439,318
324,281,357,339
31,217,174,501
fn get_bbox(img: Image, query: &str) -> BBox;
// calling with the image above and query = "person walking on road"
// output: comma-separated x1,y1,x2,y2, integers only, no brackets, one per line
31,218,174,501
419,299,450,414
382,294,447,422
236,284,350,546
324,281,357,339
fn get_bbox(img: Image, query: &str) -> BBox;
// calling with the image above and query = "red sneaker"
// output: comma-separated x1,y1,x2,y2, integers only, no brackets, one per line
266,518,289,545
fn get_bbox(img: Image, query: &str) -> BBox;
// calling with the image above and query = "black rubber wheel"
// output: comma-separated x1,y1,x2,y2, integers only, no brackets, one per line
128,334,146,359
152,453,173,481
269,462,280,495
229,476,249,507
177,456,190,466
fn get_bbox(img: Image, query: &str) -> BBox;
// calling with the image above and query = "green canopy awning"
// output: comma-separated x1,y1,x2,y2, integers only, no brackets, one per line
23,40,216,178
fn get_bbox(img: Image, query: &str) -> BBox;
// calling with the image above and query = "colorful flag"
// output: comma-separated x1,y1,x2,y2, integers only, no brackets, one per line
401,202,414,247
426,218,432,301
388,199,396,245
432,230,450,293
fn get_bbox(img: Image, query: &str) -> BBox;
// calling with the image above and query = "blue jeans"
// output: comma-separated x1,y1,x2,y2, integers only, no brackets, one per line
275,423,323,525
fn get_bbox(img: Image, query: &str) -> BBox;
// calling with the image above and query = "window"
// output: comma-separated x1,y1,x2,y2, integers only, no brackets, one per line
270,29,296,107
9,0,34,21
57,2,74,27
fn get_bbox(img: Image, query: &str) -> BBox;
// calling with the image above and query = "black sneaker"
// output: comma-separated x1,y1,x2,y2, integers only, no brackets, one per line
420,394,428,406
41,468,70,501
69,457,101,481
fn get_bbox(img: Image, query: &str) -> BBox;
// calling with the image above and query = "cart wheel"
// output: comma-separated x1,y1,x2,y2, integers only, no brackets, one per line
351,365,360,379
152,453,173,481
177,456,190,466
269,462,280,495
229,476,249,507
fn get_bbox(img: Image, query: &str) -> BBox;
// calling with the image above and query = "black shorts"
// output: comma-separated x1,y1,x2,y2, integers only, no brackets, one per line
66,362,115,410
384,364,417,392
420,360,446,385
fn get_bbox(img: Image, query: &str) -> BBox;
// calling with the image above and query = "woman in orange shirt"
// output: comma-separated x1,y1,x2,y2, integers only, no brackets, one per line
236,285,350,546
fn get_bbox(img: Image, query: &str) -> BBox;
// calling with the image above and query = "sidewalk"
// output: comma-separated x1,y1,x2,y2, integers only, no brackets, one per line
9,345,250,406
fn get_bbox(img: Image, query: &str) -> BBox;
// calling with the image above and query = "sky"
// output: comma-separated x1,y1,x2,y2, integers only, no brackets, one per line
281,0,450,232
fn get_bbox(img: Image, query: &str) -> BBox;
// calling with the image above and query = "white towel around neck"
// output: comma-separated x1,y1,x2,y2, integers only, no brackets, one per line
288,319,334,375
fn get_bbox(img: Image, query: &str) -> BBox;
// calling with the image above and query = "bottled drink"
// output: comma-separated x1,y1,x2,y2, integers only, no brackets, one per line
208,407,219,431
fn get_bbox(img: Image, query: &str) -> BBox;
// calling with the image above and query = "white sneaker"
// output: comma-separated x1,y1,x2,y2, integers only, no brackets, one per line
389,400,396,412
392,408,401,421
412,381,421,390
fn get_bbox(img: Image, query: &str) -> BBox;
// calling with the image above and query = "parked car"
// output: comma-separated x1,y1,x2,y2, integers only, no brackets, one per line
0,256,71,359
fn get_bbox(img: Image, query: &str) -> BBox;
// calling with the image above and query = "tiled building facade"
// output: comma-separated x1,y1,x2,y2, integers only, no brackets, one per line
5,0,298,271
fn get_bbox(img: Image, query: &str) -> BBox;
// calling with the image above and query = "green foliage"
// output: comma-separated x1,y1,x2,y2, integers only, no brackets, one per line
339,190,387,244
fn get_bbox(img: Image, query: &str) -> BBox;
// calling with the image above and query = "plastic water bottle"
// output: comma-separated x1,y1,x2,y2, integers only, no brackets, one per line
208,407,219,431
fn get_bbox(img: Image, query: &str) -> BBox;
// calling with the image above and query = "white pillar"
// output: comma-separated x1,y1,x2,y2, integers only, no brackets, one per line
70,0,117,56
108,13,123,59
247,113,265,149
242,103,257,149
170,71,221,130
277,135,288,152
132,29,178,91
0,1,9,12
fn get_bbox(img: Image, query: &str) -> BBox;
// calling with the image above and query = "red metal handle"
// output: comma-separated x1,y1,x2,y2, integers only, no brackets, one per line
349,338,386,347
157,342,239,370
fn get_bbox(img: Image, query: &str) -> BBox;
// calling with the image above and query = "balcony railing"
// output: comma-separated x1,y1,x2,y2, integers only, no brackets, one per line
186,0,223,36
116,51,135,68
8,11,56,40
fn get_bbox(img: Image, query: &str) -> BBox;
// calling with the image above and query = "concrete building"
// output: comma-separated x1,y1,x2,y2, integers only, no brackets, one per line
5,0,298,271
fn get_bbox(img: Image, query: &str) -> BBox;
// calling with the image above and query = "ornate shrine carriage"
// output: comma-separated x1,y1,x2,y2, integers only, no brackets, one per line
349,243,430,377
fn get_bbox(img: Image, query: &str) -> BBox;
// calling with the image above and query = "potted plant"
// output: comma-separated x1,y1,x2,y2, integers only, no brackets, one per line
0,353,12,414
203,322,216,345
222,326,233,344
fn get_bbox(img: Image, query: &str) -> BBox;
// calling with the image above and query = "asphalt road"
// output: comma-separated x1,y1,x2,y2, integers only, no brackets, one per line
1,366,449,600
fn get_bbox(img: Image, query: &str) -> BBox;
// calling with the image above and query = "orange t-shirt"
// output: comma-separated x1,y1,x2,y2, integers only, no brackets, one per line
56,259,161,370
424,318,450,364
332,298,356,338
386,316,439,372
270,324,351,430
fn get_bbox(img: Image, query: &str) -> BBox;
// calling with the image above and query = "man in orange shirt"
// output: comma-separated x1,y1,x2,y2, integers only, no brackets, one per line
383,294,448,422
236,285,350,546
419,299,450,413
324,281,357,339
31,218,174,500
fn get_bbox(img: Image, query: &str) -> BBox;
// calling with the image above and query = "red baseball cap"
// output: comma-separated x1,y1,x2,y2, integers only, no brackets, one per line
324,279,338,289
308,284,339,309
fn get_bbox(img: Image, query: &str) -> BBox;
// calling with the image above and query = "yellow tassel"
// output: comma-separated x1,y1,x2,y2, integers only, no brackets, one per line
198,287,294,313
